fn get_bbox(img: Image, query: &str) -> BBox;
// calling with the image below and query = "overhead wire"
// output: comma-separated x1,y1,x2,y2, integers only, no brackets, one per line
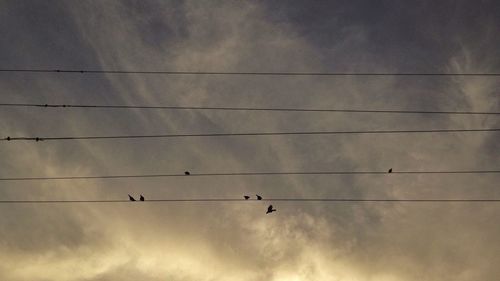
2,128,499,142
1,103,499,115
1,170,499,181
1,198,500,204
2,69,498,205
1,69,500,76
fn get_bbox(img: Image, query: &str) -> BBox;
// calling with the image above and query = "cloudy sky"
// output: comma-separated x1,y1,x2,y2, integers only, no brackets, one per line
0,1,499,280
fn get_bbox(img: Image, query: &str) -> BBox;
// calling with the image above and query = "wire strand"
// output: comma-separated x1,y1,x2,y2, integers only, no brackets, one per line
2,128,499,142
1,69,499,76
1,170,499,181
1,103,498,115
1,198,499,204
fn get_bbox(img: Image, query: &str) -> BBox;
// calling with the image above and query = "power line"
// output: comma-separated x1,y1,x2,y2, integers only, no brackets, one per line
0,69,499,76
1,170,499,181
2,128,499,142
1,198,500,204
1,103,498,115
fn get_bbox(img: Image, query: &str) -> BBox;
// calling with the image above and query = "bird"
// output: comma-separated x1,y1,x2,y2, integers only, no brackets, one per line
128,194,136,201
244,196,250,200
388,168,392,173
266,205,276,214
256,194,262,200
184,171,190,175
140,195,145,201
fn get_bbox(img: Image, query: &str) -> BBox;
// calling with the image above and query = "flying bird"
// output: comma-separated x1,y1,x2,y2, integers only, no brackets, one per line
244,196,250,200
388,168,392,173
256,194,262,200
184,171,191,175
128,194,136,201
266,205,276,214
140,195,145,201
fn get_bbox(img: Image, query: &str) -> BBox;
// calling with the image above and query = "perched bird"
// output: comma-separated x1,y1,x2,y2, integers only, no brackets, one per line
140,195,145,201
388,168,392,173
256,194,262,200
244,196,250,200
128,194,136,201
266,205,276,214
184,171,191,175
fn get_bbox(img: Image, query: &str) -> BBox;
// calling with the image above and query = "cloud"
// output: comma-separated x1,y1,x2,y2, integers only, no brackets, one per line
0,1,499,280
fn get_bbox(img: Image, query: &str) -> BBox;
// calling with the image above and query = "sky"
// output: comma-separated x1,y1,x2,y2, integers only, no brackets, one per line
0,1,499,280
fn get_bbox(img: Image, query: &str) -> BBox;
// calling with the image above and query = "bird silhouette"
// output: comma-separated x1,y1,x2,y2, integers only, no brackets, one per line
244,196,250,200
388,168,393,173
184,171,190,175
266,205,276,214
140,195,145,201
256,194,262,200
128,194,136,201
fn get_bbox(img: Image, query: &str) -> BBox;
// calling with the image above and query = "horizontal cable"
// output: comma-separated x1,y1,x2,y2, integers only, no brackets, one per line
1,198,500,204
2,128,499,142
1,170,499,181
1,103,498,115
1,69,499,76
